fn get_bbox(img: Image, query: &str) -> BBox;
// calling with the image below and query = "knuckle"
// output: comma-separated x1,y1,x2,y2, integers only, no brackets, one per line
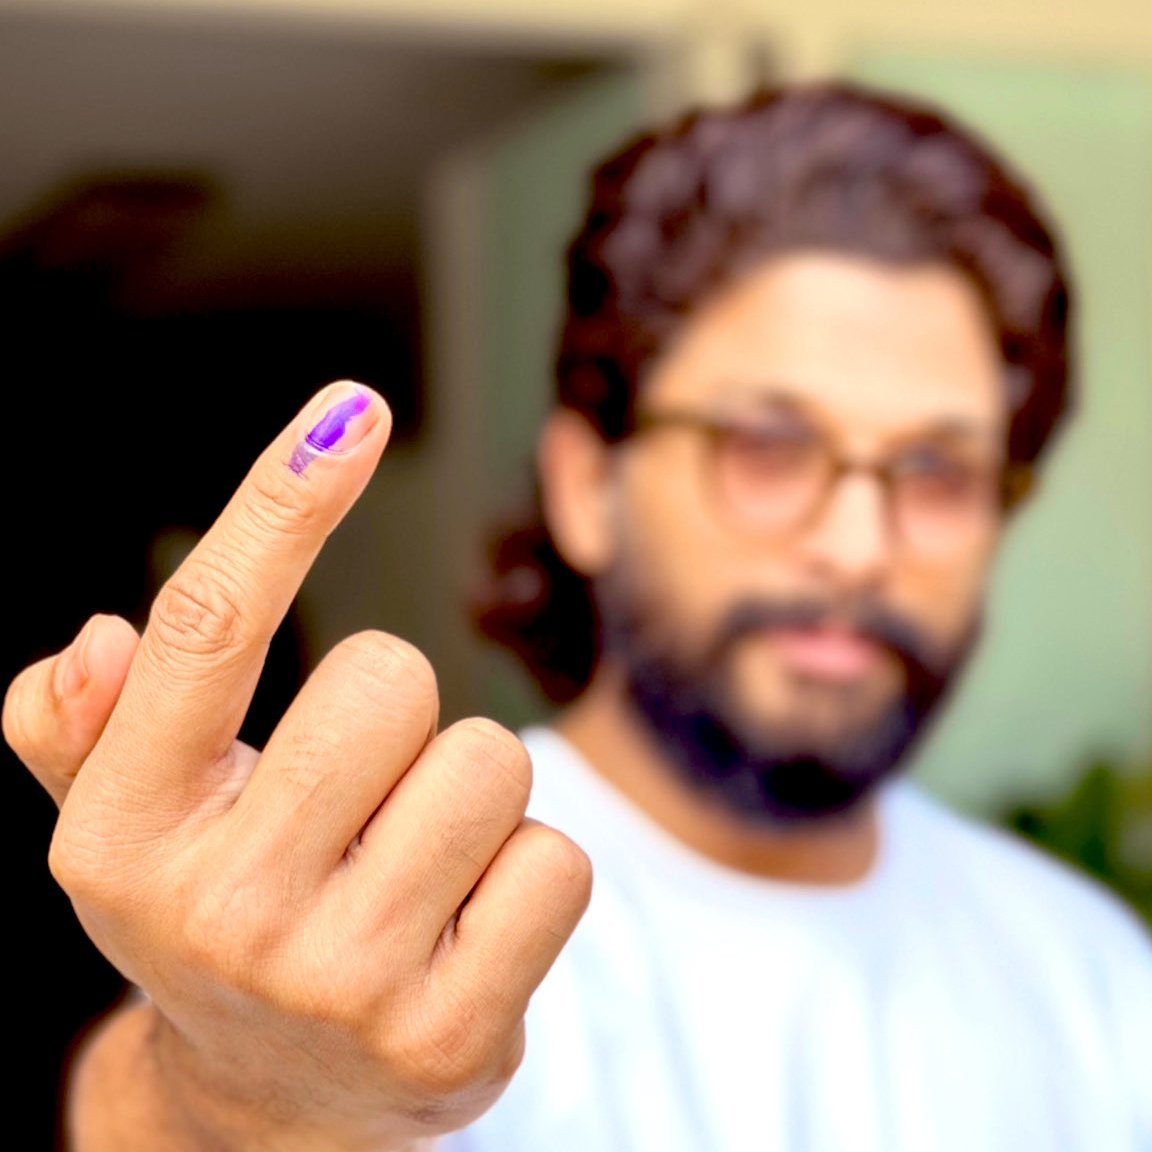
269,728,345,804
141,462,322,669
495,1024,527,1085
332,632,440,723
148,556,247,663
397,970,529,1104
398,1002,497,1097
1,672,35,762
243,463,323,540
45,829,87,898
180,886,278,989
47,818,124,910
442,718,532,806
521,823,594,907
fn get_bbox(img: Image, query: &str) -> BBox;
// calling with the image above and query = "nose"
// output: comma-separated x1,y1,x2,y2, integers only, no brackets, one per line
796,469,895,590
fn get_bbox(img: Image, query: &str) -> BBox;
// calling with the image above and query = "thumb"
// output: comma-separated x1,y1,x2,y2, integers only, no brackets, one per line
3,613,139,808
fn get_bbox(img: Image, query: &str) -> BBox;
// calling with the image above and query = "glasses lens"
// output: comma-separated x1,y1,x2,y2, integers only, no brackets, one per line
893,451,1000,554
712,423,830,530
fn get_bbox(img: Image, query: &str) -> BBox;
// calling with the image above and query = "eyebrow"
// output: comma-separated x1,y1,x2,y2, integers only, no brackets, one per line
718,383,1001,443
717,384,805,412
909,418,999,443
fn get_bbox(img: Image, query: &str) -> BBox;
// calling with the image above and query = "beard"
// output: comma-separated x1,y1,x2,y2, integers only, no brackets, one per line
595,565,982,827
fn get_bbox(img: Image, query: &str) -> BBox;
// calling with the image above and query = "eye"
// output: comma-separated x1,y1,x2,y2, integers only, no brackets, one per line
718,421,822,479
893,448,994,505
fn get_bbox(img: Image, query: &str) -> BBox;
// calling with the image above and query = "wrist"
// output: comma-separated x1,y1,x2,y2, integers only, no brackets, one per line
65,997,442,1152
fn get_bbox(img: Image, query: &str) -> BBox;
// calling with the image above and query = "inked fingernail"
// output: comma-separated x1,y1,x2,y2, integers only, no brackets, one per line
289,383,377,476
54,621,92,699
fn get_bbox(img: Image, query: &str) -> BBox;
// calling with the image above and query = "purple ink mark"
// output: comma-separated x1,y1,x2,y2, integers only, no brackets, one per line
289,391,372,475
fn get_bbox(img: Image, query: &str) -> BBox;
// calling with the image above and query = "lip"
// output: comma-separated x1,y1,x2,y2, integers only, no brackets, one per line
769,627,885,682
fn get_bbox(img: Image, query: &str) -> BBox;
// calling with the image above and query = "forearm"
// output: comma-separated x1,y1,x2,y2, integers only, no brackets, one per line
64,994,214,1152
64,995,442,1152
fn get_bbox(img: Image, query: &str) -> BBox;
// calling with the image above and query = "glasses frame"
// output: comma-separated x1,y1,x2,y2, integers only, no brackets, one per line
624,406,1035,543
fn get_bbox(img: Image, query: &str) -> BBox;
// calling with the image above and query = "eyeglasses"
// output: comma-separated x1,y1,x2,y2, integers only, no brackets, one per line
624,407,1034,555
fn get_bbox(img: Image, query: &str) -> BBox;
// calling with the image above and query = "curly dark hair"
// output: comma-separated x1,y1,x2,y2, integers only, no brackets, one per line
470,78,1075,705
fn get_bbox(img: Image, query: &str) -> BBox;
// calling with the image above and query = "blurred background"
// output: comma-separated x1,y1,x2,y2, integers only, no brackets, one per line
1,0,1148,1145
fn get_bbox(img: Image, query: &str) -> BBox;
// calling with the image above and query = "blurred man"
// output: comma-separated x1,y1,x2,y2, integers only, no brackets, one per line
6,80,1151,1152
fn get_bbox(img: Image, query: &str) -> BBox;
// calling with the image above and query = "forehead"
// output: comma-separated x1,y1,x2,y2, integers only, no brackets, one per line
643,252,1007,440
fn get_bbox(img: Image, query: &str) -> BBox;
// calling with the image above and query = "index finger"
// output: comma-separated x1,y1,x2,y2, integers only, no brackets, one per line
86,380,391,808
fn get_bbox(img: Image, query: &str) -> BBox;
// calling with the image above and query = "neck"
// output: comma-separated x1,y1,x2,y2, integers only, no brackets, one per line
552,667,881,886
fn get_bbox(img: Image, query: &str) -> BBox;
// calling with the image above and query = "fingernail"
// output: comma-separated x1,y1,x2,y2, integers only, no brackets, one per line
54,621,92,699
289,382,380,476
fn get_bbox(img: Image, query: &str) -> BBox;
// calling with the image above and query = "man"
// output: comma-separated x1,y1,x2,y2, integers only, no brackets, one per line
5,80,1151,1151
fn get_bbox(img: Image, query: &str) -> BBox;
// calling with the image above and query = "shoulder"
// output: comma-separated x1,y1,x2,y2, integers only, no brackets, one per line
887,781,1152,968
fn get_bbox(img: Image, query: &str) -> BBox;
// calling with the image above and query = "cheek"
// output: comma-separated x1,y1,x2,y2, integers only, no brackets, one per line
902,544,996,645
615,525,729,652
616,448,741,628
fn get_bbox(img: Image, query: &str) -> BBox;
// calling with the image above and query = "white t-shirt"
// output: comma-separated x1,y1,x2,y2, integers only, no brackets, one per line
444,725,1152,1152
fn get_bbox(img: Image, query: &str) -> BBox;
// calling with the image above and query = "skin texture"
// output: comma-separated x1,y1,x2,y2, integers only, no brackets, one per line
3,382,592,1151
4,253,1009,1146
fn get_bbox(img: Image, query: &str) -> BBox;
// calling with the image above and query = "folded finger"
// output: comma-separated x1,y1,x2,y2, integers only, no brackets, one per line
344,717,534,944
2,613,139,807
429,819,592,1048
227,630,440,885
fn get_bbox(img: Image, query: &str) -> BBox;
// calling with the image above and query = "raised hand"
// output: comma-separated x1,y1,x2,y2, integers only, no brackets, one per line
3,381,592,1152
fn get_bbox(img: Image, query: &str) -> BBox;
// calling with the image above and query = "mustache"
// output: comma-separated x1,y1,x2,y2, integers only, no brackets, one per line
705,596,944,678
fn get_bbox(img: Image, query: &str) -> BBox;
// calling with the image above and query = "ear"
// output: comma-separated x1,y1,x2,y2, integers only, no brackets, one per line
537,408,619,578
